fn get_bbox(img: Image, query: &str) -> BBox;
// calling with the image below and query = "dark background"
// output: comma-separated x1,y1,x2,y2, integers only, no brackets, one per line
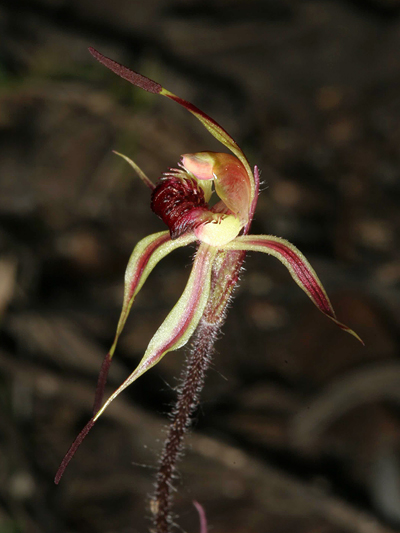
1,0,400,532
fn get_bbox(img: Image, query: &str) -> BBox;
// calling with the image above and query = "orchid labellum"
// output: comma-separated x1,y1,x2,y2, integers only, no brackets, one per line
55,48,362,489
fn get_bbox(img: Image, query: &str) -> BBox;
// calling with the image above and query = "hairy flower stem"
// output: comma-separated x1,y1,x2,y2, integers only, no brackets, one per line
152,319,219,533
152,249,246,533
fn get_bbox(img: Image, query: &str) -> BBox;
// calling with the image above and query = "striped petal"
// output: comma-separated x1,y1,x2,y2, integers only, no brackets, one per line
224,235,363,343
93,231,196,414
88,47,256,218
55,244,215,484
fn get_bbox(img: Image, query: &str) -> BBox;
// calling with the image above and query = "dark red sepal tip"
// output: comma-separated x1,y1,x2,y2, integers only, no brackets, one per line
55,418,95,485
88,47,162,94
92,352,112,415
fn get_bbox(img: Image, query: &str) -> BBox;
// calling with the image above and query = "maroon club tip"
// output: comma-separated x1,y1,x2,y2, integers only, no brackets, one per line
88,47,162,94
55,418,95,484
92,352,112,415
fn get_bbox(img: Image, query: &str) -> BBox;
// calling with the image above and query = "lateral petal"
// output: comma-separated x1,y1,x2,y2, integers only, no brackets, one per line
88,47,256,218
224,235,363,343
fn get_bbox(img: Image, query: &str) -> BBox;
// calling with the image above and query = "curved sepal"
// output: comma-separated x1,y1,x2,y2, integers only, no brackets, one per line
224,235,363,343
93,231,196,414
88,47,256,216
94,244,216,421
55,245,216,484
115,232,196,345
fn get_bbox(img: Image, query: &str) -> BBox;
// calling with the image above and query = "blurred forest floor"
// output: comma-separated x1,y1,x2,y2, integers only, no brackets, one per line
0,0,400,532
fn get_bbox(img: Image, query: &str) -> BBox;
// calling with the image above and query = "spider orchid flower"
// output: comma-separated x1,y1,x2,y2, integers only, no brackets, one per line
55,49,362,484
